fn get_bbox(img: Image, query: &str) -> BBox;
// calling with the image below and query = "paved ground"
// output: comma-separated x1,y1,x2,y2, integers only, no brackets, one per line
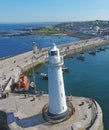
0,94,103,130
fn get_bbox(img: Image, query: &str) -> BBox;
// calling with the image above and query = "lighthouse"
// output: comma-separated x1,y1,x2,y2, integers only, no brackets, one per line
46,44,68,120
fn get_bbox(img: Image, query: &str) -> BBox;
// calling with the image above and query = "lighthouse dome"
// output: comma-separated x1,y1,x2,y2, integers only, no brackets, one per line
49,43,60,56
47,43,63,65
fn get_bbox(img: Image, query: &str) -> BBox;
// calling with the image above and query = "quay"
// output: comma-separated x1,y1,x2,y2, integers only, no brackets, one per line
0,94,103,130
0,37,109,89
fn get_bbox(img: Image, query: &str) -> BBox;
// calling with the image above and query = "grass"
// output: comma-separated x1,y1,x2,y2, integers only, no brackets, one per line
33,29,66,35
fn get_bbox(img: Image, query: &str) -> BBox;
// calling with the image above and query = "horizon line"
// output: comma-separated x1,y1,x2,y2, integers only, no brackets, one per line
0,19,109,24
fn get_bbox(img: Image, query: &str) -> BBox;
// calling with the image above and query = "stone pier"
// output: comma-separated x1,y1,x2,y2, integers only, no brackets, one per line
0,94,103,130
0,37,109,90
0,37,105,130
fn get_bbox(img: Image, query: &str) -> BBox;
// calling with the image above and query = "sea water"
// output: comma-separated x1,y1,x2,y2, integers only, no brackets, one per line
0,23,109,129
0,35,79,58
0,23,79,58
33,46,109,130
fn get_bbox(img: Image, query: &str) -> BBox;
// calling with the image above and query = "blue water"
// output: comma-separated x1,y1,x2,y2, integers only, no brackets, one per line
0,23,79,58
0,23,109,130
0,35,79,58
33,47,109,130
0,22,59,33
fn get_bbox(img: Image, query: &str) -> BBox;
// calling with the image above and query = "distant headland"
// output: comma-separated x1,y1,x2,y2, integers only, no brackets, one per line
1,20,109,39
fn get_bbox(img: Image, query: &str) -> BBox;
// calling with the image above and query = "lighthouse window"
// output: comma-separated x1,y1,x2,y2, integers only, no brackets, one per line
50,51,57,56
61,93,63,97
60,81,62,85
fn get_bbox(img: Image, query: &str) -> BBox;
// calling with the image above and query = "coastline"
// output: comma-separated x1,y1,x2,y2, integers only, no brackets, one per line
0,32,94,40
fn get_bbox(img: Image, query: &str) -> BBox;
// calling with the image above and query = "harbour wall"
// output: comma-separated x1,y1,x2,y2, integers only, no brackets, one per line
0,37,109,90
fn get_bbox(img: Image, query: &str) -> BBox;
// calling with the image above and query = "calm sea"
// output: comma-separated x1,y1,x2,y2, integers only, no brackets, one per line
0,23,79,58
0,23,109,130
34,47,109,130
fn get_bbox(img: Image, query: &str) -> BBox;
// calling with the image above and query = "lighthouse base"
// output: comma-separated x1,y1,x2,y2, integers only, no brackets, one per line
42,101,75,124
48,109,68,120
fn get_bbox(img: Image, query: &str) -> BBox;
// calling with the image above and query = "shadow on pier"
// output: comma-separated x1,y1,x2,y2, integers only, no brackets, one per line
15,113,46,128
0,111,11,130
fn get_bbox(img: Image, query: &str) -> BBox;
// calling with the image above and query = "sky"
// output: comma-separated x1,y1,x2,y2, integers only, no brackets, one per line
0,0,109,23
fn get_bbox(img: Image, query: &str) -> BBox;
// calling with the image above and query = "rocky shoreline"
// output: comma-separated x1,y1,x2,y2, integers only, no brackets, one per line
0,31,95,40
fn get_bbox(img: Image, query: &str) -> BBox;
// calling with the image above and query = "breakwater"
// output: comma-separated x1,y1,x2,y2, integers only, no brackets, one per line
0,37,109,90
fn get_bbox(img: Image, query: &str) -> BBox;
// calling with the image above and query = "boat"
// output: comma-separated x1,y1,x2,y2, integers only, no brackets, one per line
98,47,105,51
89,50,96,55
36,71,48,80
62,66,69,72
40,73,48,80
11,74,29,93
77,54,85,61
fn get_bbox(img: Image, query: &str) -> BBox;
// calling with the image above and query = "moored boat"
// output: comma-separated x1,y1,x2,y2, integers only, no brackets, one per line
77,54,85,61
98,47,105,51
11,73,29,93
40,73,48,80
89,50,96,55
62,66,69,72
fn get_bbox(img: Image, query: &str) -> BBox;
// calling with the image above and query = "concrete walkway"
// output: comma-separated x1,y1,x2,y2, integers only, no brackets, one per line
0,94,103,130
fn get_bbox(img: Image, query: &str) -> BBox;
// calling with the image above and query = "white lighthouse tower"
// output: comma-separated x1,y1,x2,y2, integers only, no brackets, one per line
46,44,68,120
